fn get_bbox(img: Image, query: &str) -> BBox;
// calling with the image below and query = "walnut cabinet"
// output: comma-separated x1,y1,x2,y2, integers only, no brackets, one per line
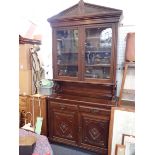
47,89,112,154
47,0,122,154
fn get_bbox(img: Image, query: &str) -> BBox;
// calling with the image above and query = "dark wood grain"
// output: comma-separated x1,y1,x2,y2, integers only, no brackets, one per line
47,1,122,154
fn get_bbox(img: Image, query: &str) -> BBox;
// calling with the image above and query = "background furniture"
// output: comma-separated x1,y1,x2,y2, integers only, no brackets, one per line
118,32,135,106
47,0,122,154
19,135,36,155
19,95,48,136
19,95,29,127
108,107,135,155
19,128,53,155
125,33,135,62
19,35,41,95
118,62,135,106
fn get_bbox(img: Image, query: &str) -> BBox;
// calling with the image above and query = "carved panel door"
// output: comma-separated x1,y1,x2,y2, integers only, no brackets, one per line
79,112,109,153
48,102,78,145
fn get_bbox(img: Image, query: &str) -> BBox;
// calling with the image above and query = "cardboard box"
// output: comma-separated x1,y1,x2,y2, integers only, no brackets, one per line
19,70,32,95
19,44,33,70
33,34,42,41
19,136,36,155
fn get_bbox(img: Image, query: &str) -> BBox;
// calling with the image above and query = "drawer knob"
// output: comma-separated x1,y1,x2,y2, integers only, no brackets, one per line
60,104,65,110
91,109,99,113
61,107,65,110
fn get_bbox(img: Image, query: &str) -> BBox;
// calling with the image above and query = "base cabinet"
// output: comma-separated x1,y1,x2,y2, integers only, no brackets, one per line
47,98,111,154
48,102,78,145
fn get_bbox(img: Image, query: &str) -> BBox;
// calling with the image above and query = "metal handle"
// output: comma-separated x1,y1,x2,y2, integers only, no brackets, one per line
91,109,99,113
79,126,81,132
60,104,65,110
38,97,42,117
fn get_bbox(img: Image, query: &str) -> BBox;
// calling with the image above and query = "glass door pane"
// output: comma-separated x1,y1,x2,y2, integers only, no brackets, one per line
56,29,78,77
85,27,112,79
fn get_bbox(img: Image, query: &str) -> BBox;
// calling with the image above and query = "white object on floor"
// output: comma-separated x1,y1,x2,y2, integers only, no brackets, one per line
21,123,34,132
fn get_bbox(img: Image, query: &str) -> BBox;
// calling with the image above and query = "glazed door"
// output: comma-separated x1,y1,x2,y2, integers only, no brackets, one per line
83,24,115,83
48,102,78,145
53,27,80,80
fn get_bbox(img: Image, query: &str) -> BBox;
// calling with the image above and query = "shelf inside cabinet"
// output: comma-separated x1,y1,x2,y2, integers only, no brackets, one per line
57,64,78,66
52,78,115,86
57,38,78,41
85,64,111,67
58,52,78,54
85,50,111,53
85,74,110,79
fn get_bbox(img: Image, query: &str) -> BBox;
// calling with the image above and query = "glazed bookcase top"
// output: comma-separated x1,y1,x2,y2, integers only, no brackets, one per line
47,0,122,23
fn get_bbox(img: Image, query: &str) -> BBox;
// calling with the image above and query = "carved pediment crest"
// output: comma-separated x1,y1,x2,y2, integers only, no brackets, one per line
47,0,122,23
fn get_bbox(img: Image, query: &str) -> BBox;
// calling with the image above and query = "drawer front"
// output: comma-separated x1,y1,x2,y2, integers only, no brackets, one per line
49,101,78,111
19,106,27,112
79,105,110,116
19,96,27,107
19,98,27,103
19,95,27,101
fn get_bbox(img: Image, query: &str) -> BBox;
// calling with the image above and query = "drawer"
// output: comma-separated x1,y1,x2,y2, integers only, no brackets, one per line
19,106,27,112
19,98,27,106
50,102,78,111
19,104,27,109
19,101,27,106
19,95,28,101
19,98,27,102
19,100,27,108
79,105,110,116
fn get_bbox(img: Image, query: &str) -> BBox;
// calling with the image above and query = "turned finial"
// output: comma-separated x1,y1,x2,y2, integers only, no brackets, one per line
78,0,85,14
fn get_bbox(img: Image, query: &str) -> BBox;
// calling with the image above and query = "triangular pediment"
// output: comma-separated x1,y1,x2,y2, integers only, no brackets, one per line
48,0,122,22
